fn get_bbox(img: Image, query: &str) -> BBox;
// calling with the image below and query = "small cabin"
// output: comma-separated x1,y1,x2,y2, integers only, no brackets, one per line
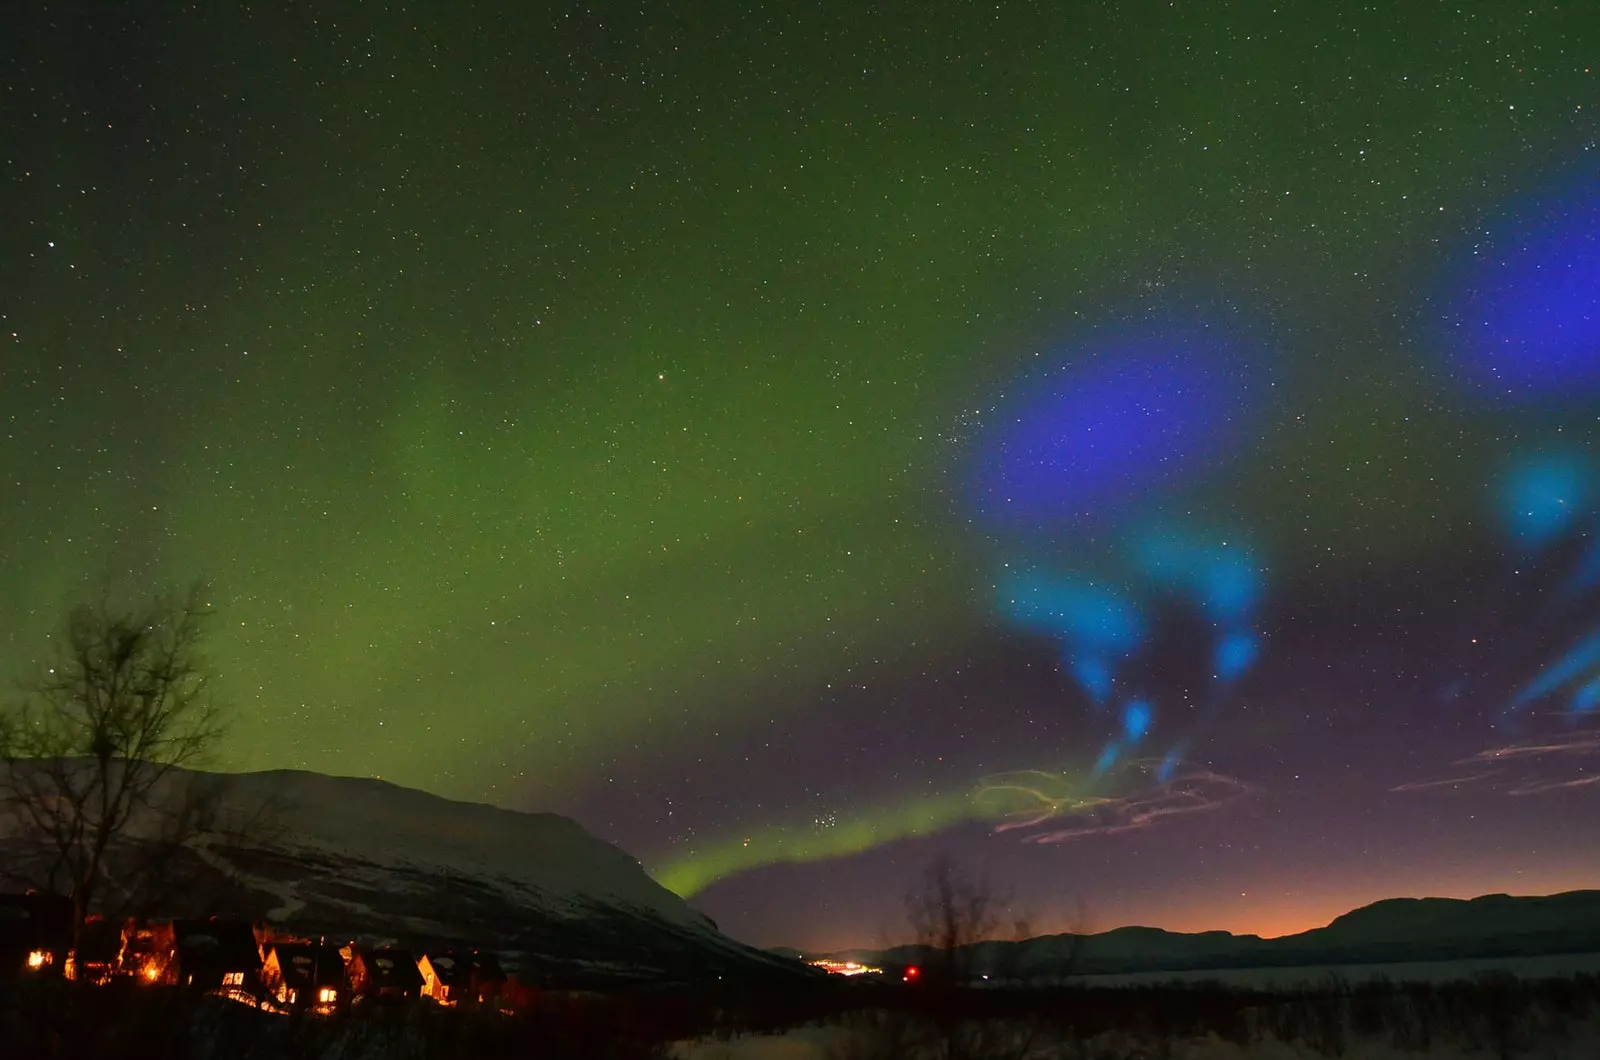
70,916,125,984
264,942,348,1012
418,950,506,1007
0,892,73,979
172,918,263,993
121,921,176,983
343,944,424,1002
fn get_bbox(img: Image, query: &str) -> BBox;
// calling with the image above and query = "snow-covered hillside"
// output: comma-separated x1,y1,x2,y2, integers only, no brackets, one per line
203,768,708,931
2,766,810,988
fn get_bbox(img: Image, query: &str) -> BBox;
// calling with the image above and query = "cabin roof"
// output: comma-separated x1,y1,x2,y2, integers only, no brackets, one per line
172,918,262,972
422,950,505,986
75,917,124,963
268,943,346,989
353,946,424,990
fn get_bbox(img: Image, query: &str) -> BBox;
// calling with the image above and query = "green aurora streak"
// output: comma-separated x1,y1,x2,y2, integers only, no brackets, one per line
655,770,1102,897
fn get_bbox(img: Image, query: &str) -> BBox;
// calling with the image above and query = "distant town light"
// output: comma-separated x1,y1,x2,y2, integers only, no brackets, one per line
807,957,882,977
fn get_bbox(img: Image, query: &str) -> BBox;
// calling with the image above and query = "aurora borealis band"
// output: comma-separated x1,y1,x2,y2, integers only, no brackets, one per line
5,1,1600,950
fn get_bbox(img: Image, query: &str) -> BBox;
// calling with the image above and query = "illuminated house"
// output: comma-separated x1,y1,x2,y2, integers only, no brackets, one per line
171,918,263,993
263,941,348,1012
122,921,176,984
342,944,425,1002
70,916,126,984
417,950,506,1006
0,892,72,979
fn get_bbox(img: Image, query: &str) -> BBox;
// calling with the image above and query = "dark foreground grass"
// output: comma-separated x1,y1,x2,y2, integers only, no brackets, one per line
4,973,1599,1059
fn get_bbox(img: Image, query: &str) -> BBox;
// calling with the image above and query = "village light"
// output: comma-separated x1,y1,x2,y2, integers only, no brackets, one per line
27,950,49,970
807,957,883,977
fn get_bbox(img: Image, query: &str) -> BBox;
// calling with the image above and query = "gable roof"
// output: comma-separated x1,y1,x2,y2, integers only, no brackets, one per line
268,943,346,989
422,950,506,987
353,946,424,990
75,917,124,963
172,919,262,972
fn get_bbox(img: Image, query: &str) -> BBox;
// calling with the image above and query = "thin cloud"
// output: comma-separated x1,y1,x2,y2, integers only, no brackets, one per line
1463,731,1600,763
981,765,1249,845
1508,774,1600,796
1394,726,1600,797
1390,770,1500,793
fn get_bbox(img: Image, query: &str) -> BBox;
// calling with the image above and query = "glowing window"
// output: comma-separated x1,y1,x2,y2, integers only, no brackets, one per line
318,986,338,1004
222,971,244,987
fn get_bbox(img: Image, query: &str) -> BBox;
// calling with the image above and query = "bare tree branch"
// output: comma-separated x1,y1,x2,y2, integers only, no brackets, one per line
904,853,1003,985
0,582,228,949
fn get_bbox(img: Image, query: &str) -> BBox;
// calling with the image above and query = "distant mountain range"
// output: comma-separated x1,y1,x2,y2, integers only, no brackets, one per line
1,767,810,988
821,891,1600,978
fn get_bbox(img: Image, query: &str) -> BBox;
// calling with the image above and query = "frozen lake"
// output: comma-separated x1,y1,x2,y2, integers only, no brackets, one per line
1062,949,1600,988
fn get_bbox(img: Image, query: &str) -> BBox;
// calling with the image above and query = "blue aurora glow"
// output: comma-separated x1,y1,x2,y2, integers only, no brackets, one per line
1491,452,1600,718
1437,180,1600,401
1092,742,1119,777
1134,529,1261,620
1574,676,1600,715
1565,542,1600,600
1507,629,1600,715
1133,525,1265,685
971,322,1257,528
1216,631,1261,683
990,515,1268,779
1499,453,1592,548
999,569,1142,706
974,316,1270,792
1122,699,1152,740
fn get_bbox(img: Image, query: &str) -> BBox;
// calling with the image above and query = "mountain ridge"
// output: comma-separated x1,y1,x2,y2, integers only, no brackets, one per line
823,889,1600,977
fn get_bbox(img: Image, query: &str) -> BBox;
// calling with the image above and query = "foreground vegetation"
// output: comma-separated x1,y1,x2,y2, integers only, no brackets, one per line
6,972,1600,1059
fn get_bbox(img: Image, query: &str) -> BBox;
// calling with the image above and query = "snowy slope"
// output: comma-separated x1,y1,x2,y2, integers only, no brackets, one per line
203,768,709,931
2,765,810,987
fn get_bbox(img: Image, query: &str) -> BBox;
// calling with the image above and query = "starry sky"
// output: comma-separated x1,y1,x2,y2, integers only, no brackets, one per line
4,1,1600,951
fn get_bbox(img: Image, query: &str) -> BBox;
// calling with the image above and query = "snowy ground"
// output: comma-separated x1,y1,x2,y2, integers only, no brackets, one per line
674,1019,1600,1059
674,954,1600,1059
1066,950,1600,989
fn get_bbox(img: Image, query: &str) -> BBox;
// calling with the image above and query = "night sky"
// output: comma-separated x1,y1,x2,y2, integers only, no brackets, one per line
5,2,1600,951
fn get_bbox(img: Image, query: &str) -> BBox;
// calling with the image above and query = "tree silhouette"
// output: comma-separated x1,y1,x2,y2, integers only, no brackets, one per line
904,853,1002,985
0,583,226,948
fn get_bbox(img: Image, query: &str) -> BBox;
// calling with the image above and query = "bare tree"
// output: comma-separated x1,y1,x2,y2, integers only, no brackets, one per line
904,853,1003,986
879,855,1045,1060
0,583,226,947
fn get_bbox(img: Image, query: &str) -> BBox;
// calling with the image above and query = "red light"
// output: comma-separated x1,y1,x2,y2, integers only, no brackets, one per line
903,966,920,982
